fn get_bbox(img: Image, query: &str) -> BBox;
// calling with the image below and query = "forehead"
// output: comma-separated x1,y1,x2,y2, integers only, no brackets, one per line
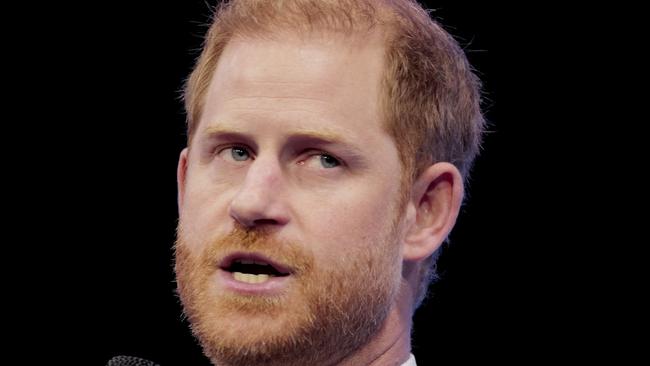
198,32,388,139
217,33,382,87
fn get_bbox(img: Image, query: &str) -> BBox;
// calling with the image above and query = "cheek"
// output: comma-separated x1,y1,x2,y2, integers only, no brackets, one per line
180,177,236,248
301,184,400,255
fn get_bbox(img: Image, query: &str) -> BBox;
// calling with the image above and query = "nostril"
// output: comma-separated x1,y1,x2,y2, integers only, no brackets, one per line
227,189,290,227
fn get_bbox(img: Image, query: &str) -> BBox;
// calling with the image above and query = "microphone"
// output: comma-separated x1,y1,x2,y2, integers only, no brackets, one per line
106,355,160,366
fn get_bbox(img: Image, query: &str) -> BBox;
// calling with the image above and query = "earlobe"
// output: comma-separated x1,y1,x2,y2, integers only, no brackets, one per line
177,148,189,212
403,162,464,261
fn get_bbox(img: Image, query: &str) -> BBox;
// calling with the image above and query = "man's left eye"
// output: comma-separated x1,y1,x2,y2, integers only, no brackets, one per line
319,154,340,168
298,152,343,170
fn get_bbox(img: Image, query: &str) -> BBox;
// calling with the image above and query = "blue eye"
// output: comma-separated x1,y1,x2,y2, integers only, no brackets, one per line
230,147,250,161
320,154,340,168
217,146,251,162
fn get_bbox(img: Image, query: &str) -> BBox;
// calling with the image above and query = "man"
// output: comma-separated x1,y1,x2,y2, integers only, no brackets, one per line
175,1,485,365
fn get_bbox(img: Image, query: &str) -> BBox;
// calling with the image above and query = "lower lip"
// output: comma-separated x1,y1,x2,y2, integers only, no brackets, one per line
216,269,293,295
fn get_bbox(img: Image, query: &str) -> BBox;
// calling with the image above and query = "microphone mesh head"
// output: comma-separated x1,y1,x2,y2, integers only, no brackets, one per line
106,355,160,366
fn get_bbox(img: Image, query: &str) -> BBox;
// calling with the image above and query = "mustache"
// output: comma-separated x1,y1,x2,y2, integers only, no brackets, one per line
180,224,314,275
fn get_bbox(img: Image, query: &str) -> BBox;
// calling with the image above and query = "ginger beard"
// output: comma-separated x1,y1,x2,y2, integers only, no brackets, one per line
174,222,404,366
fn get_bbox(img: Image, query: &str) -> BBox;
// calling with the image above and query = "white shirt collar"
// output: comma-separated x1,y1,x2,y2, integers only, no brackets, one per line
401,353,417,366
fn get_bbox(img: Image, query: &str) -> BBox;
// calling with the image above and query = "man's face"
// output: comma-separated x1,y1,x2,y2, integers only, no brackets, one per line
176,33,407,366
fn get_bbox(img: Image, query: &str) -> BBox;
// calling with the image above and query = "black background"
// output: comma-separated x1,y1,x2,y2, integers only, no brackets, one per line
15,1,604,364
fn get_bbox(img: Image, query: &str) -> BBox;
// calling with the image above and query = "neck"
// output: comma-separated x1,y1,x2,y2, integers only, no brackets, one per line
336,283,414,366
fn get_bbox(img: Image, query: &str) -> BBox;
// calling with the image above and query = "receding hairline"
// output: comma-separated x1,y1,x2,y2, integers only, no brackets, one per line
188,28,392,146
208,0,395,39
184,0,404,143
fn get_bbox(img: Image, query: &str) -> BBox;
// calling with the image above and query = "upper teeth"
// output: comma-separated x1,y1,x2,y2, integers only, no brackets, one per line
233,272,270,284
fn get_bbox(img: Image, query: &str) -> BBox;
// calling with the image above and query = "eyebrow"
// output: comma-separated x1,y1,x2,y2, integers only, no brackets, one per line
203,126,360,148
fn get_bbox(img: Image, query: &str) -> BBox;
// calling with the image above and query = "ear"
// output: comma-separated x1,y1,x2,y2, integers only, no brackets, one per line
177,147,189,213
403,162,464,261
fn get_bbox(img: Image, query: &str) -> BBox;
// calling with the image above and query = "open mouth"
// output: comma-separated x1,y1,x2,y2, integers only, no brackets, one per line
220,254,291,284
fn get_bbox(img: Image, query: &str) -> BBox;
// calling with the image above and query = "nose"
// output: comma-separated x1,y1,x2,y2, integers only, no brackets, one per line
228,157,290,228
